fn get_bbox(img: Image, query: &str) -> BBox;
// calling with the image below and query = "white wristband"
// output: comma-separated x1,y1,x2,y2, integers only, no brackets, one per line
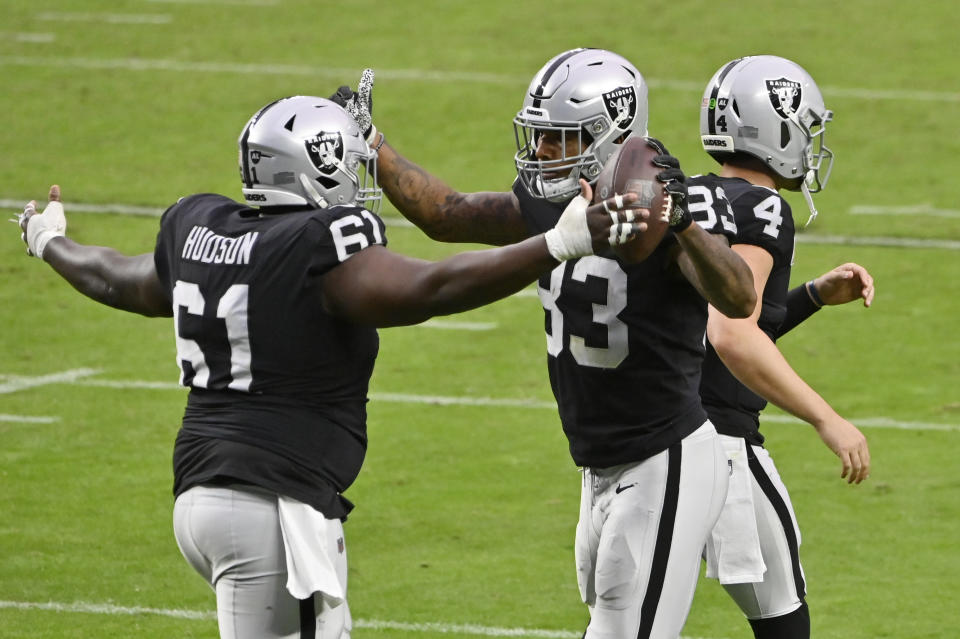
545,194,593,261
26,200,67,259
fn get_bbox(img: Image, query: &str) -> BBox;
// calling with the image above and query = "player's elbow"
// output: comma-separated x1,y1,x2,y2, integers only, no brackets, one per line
706,314,754,361
714,287,756,319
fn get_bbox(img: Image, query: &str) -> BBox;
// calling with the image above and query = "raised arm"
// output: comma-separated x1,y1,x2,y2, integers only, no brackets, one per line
375,137,530,246
707,243,870,483
17,186,172,317
329,70,529,247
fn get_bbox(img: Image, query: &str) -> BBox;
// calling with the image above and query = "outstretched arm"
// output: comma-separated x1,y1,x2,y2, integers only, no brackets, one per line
707,243,870,483
17,186,171,317
778,262,875,336
375,137,530,246
322,181,641,326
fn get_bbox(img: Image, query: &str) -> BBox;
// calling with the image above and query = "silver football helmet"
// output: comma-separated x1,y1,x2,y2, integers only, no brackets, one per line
699,55,833,221
238,96,381,211
514,48,649,202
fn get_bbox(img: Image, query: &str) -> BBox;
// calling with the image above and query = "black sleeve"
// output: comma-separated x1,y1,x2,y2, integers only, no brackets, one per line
778,283,822,336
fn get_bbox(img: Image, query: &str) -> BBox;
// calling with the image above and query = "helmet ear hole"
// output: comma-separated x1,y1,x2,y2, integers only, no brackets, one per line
780,121,791,149
316,175,339,190
731,100,740,117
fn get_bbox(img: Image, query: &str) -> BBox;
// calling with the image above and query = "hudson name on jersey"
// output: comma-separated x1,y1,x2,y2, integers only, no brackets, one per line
153,193,387,519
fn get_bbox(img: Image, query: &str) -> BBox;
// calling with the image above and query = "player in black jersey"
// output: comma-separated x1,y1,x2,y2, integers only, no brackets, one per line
15,96,646,639
332,49,756,638
694,56,874,639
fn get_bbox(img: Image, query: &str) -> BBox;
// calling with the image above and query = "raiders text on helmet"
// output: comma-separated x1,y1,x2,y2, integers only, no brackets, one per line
238,96,382,211
514,48,649,202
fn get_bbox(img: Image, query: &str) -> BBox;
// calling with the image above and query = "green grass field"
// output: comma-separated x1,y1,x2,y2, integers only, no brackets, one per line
2,1,958,637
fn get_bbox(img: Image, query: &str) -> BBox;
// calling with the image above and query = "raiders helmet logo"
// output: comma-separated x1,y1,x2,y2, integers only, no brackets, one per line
305,131,343,176
766,77,802,119
603,86,637,130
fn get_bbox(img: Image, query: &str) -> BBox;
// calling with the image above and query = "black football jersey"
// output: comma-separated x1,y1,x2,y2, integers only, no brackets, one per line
514,180,737,468
153,193,387,519
693,174,796,445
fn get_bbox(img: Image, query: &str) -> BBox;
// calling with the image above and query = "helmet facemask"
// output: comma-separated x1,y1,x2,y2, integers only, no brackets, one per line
513,116,605,202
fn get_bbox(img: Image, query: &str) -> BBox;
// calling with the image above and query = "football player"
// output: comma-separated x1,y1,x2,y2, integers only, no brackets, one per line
14,96,646,639
694,55,874,638
332,49,757,638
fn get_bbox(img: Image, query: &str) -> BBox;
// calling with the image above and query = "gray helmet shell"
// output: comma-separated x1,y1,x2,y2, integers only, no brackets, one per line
238,96,381,211
514,48,649,202
700,55,834,193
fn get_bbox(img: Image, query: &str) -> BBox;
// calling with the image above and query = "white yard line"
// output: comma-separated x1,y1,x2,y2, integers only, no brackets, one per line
0,600,686,639
849,204,960,219
0,414,59,423
1,54,959,103
0,32,55,43
146,0,279,5
35,12,173,24
0,368,101,394
9,375,955,432
420,319,497,331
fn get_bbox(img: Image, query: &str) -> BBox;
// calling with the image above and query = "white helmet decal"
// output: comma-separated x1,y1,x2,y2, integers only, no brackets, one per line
766,78,802,119
603,86,637,129
305,131,343,176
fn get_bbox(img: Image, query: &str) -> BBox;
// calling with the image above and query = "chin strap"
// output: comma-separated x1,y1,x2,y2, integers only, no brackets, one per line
800,180,818,227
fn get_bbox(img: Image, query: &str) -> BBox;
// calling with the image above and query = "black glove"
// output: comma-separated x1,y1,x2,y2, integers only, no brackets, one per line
647,138,693,231
329,85,355,108
328,69,376,143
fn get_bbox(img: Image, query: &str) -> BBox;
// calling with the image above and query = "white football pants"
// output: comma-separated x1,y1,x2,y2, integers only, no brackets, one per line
173,484,351,639
707,437,806,619
577,421,729,639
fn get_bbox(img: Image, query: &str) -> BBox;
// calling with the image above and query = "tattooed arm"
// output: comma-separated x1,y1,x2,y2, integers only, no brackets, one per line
375,135,530,247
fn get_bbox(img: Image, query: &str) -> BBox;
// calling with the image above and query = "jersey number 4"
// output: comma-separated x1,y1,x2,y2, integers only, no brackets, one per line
172,280,252,391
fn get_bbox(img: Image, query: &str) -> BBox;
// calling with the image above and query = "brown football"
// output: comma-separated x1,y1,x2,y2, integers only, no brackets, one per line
592,136,669,262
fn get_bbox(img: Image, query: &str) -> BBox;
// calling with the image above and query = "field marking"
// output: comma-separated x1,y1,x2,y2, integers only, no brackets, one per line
0,198,955,251
0,599,722,638
850,204,960,219
10,375,956,432
0,32,55,43
0,414,60,424
35,12,173,24
146,0,280,5
0,368,101,394
793,233,960,251
0,54,958,104
420,319,497,331
761,414,960,432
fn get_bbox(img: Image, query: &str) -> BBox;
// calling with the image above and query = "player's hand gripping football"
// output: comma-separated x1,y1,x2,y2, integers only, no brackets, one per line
329,68,377,144
647,138,693,231
544,179,646,261
12,184,66,259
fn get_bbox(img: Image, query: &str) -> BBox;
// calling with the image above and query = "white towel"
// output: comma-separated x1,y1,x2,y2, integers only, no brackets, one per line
277,496,346,606
704,436,767,584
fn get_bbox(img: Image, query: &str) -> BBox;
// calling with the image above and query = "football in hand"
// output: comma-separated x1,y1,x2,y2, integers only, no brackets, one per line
592,136,669,262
